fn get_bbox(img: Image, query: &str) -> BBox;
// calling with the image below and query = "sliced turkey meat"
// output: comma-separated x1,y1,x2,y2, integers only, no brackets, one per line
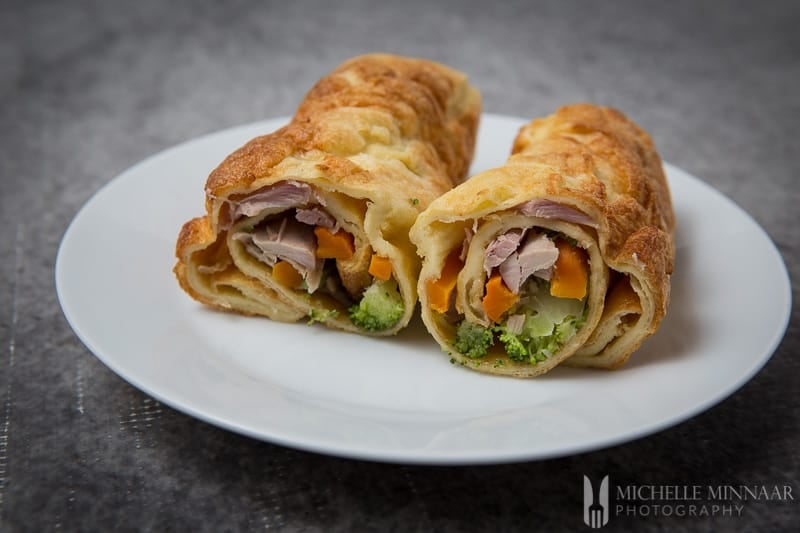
516,232,558,282
295,206,336,228
231,181,314,219
517,199,598,228
495,231,559,294
233,217,324,292
483,228,525,273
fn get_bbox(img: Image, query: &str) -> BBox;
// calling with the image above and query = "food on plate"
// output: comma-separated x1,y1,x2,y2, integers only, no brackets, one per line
410,104,674,376
174,54,481,335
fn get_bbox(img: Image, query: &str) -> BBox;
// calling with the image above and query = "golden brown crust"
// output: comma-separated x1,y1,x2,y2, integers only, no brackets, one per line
175,54,481,335
205,54,479,199
514,106,674,368
513,104,674,236
516,106,673,369
410,103,675,375
174,217,215,306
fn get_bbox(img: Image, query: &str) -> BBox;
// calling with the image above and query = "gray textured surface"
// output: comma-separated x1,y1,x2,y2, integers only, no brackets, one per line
2,0,798,531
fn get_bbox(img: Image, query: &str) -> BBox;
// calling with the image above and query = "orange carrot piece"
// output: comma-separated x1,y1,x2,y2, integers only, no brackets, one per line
272,260,303,288
427,249,463,313
550,240,589,300
482,274,519,323
314,227,355,260
368,254,393,281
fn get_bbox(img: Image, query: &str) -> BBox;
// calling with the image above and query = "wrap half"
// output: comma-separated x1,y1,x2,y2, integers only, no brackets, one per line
175,54,481,335
410,104,674,376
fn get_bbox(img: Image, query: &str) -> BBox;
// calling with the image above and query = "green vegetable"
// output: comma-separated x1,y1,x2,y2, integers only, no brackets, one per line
453,321,494,358
485,278,585,363
348,279,404,331
450,277,587,364
495,305,586,365
307,308,339,325
497,329,528,361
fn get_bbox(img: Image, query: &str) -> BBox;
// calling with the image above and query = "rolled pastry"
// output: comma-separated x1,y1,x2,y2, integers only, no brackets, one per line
410,104,674,376
175,54,481,335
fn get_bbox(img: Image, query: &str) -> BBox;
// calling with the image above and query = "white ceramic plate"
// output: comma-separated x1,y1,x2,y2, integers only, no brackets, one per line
56,114,791,464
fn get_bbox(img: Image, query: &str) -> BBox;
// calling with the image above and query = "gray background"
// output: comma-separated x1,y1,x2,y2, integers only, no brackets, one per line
2,0,798,531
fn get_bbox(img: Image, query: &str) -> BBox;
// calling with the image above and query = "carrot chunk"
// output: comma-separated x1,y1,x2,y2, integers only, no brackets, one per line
368,254,393,281
314,227,355,259
427,249,463,313
482,274,520,323
272,260,303,288
550,240,589,300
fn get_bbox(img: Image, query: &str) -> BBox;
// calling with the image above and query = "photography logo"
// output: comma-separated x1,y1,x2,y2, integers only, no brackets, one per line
584,475,610,528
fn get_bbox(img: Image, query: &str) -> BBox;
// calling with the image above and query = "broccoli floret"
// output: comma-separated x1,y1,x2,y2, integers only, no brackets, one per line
527,333,561,362
307,308,339,325
492,303,588,364
497,329,528,362
453,321,494,358
348,279,404,332
494,311,587,364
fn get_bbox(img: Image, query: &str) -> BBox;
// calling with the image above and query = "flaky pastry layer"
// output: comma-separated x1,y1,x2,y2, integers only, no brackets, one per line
175,54,481,335
410,104,674,375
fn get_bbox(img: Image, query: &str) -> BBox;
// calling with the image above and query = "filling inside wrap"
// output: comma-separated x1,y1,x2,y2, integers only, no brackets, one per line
425,200,625,368
212,180,404,332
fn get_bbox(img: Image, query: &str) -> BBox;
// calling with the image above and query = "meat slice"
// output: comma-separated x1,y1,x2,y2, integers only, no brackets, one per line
497,253,522,293
250,218,317,270
484,228,525,273
517,199,598,228
231,181,313,219
517,233,559,283
498,232,559,293
295,206,336,228
234,217,325,292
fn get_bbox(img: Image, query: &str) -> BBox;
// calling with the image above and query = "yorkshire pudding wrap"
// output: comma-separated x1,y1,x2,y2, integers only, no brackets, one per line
175,54,481,335
410,104,674,376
